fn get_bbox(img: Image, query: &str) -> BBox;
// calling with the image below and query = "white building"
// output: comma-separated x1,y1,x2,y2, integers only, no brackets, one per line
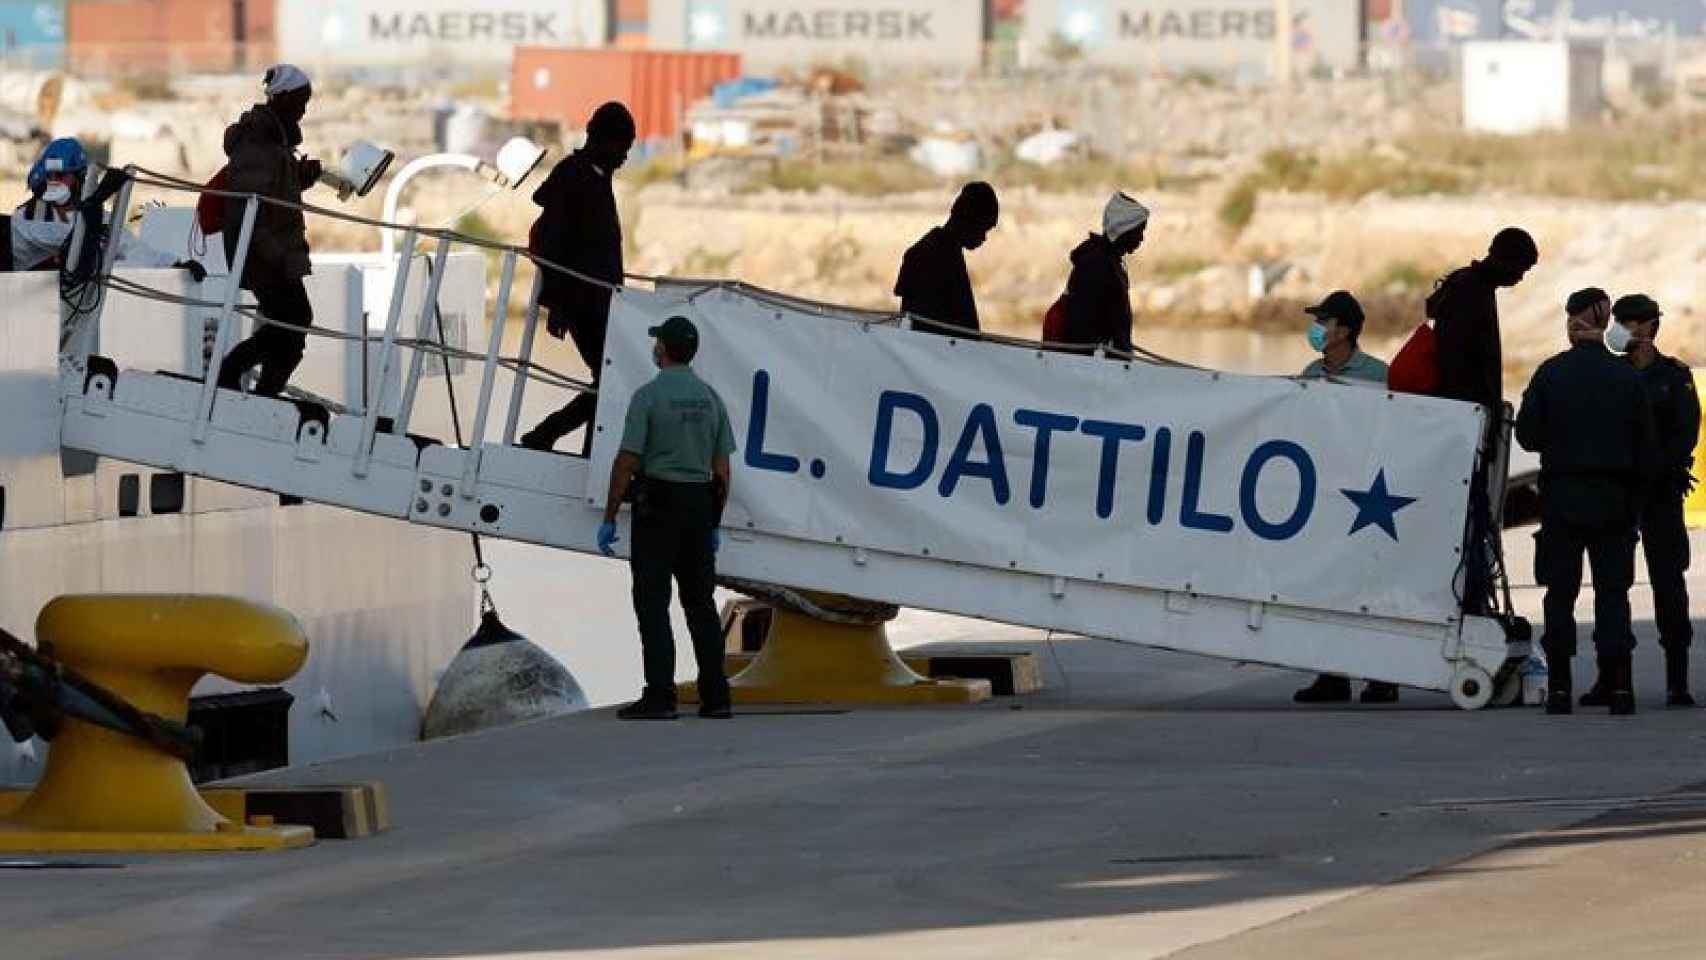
1461,40,1605,133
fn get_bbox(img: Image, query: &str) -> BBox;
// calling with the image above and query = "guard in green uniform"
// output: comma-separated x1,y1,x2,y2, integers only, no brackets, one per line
599,315,736,720
1589,294,1699,708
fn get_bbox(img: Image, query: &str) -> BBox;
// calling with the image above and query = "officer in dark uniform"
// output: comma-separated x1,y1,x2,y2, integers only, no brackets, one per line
1588,294,1698,708
1516,288,1658,715
598,316,736,721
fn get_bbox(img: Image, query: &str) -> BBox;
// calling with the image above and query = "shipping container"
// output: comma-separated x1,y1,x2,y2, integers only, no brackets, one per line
0,0,65,69
1462,40,1602,134
615,0,649,45
67,0,261,74
510,47,741,142
648,0,986,72
276,0,606,73
1021,0,1363,75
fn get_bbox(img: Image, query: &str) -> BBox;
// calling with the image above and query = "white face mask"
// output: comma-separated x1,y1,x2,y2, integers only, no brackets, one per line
1605,321,1634,354
41,182,72,205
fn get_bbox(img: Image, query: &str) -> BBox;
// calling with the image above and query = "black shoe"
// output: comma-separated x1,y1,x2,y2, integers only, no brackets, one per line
698,703,733,719
1609,654,1635,716
1665,649,1694,708
1294,675,1352,704
616,698,678,721
1545,690,1573,715
518,431,554,452
1359,681,1399,704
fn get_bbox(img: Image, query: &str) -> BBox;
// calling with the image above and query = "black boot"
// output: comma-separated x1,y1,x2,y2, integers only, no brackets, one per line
1579,654,1614,707
1545,650,1572,715
616,695,679,721
1294,674,1352,704
1609,654,1636,716
1666,648,1695,708
1359,681,1400,704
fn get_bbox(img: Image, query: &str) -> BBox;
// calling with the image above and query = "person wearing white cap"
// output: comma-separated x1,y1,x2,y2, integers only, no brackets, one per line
215,64,321,397
1059,192,1149,354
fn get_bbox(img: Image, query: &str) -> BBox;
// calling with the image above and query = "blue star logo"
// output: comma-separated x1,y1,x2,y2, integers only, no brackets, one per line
1341,470,1417,541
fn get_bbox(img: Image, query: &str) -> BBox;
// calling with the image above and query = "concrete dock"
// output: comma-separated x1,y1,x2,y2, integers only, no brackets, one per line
5,532,1706,959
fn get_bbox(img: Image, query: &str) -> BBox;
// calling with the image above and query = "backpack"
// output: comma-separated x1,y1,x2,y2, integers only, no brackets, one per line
196,167,228,234
1041,293,1068,343
1387,322,1439,395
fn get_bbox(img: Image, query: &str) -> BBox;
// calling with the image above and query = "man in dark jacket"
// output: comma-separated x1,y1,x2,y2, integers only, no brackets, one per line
1431,227,1538,413
894,182,999,336
217,64,320,397
1061,192,1148,353
1588,294,1699,708
519,102,636,454
1429,226,1538,615
1516,288,1657,716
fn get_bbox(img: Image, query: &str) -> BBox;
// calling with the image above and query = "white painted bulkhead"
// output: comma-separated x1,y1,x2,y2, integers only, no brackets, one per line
0,259,484,784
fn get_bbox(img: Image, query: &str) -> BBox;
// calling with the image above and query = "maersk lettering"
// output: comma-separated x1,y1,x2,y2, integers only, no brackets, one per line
369,11,558,44
1117,8,1275,41
742,9,933,41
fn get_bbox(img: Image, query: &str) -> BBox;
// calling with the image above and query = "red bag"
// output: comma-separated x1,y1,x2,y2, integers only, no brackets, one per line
1387,322,1440,395
1041,294,1068,343
196,167,228,234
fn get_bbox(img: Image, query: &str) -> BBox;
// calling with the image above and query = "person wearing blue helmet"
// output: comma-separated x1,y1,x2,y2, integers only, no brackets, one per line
4,137,204,278
20,137,89,222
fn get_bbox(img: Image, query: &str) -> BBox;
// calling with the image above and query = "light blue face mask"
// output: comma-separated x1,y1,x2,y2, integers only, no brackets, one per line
1307,321,1329,353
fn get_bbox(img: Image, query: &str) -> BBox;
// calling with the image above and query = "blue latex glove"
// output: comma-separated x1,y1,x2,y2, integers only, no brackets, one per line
710,529,721,555
597,520,619,556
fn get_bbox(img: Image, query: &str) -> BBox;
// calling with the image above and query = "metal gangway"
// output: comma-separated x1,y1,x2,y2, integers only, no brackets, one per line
54,168,1521,709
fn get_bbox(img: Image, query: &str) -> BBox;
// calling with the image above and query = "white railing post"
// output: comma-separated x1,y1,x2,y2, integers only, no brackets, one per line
354,229,418,477
59,167,135,364
193,194,258,444
502,269,545,446
461,249,517,497
393,236,453,436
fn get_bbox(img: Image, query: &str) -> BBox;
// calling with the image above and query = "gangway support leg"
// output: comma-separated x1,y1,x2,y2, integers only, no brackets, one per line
679,606,991,706
0,595,315,852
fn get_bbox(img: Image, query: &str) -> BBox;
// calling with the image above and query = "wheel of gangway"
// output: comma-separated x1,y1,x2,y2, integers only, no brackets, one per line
1449,664,1495,711
83,355,119,398
291,399,330,444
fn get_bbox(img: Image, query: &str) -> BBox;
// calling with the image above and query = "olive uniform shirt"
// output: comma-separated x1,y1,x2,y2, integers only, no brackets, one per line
619,366,736,482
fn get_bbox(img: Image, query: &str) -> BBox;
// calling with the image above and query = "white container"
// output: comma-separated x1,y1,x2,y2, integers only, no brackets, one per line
1021,0,1362,75
648,0,986,72
276,0,607,72
1462,41,1605,134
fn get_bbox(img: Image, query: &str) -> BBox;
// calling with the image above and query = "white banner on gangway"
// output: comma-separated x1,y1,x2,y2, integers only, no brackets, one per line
592,286,1485,625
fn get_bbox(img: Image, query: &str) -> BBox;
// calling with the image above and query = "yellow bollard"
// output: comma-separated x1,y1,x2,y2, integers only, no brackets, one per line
0,595,314,852
681,601,991,706
1690,371,1706,530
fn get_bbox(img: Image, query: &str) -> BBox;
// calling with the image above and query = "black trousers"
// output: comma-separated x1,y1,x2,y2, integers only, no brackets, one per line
1535,518,1638,659
630,481,727,707
1641,494,1692,651
523,311,604,454
218,278,313,397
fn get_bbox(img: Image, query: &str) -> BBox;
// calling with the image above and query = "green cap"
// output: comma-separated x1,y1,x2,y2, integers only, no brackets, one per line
648,315,699,348
1612,294,1661,323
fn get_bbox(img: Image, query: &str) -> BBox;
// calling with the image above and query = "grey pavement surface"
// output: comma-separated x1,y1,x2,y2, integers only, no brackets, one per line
4,529,1704,959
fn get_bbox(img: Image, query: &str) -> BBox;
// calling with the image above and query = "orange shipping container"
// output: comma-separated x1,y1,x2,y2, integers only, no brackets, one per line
511,47,741,143
68,0,271,74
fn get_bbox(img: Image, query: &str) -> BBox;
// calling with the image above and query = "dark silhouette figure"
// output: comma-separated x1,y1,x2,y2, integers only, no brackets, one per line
218,65,319,397
894,182,999,335
1060,192,1148,353
520,102,636,454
